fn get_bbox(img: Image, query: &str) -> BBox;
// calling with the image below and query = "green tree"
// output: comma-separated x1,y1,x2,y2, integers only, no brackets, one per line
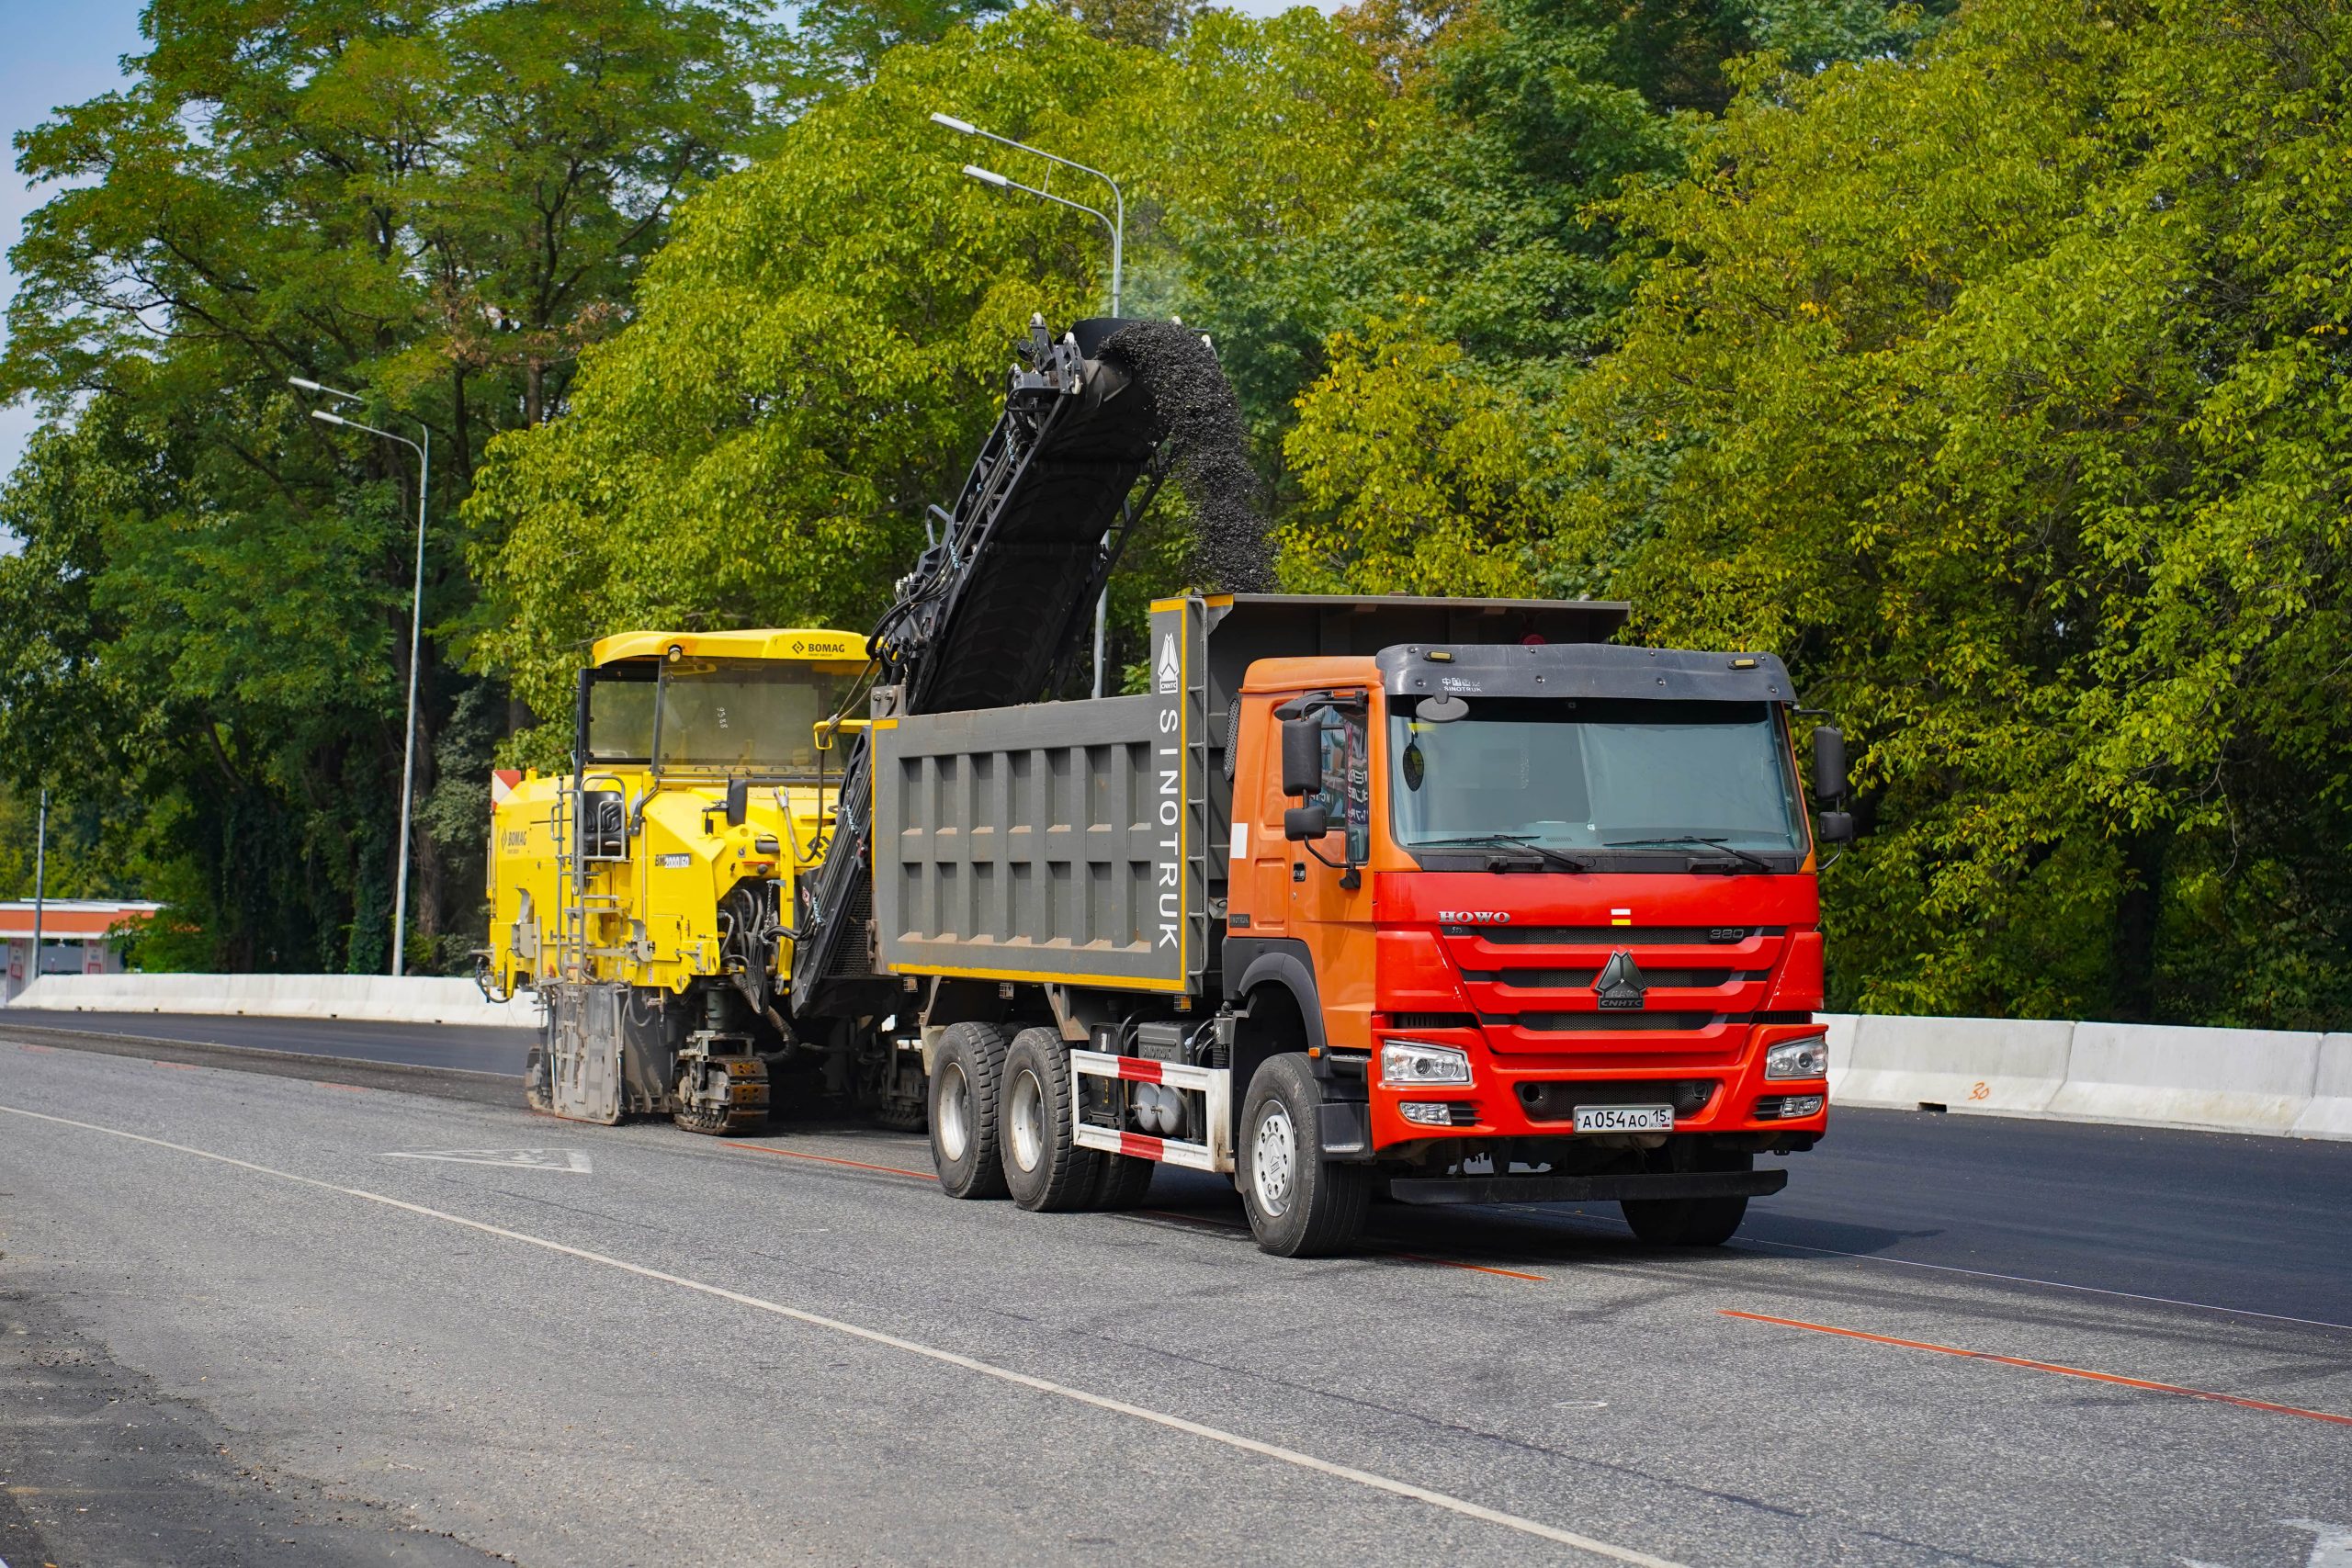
469,6,1411,736
2,0,777,970
1558,0,2352,1026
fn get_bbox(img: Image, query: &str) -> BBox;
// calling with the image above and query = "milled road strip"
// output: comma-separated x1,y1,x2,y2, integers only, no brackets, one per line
0,1102,1683,1567
1722,1310,2352,1427
1737,1235,2352,1336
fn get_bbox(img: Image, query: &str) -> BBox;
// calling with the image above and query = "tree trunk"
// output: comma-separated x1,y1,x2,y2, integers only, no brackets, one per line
2109,828,2167,1022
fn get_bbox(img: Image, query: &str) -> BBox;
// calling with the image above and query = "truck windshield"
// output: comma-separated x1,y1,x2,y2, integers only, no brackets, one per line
655,658,854,778
1388,697,1805,858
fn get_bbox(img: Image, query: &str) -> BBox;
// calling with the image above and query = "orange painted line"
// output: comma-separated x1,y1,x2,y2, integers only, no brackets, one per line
1722,1310,2352,1427
153,1060,198,1072
1390,1252,1545,1283
311,1080,372,1093
721,1142,935,1182
18,1043,56,1053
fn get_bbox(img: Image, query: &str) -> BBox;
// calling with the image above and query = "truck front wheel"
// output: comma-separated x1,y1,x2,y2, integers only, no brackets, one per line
930,1022,1010,1200
1620,1194,1747,1246
1621,1145,1752,1246
1238,1055,1368,1258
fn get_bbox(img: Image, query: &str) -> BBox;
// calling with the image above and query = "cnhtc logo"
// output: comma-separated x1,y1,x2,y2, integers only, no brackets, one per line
1595,951,1647,1011
1156,634,1181,694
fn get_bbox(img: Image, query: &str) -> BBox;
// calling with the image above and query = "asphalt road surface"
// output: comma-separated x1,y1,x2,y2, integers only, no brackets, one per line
1,1020,2346,1567
2,1009,531,1076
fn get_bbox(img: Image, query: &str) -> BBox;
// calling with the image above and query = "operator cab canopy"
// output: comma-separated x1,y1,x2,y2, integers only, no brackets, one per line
591,627,867,669
582,627,870,781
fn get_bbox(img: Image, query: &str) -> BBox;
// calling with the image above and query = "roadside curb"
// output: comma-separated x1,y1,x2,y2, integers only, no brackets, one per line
1827,1011,2347,1142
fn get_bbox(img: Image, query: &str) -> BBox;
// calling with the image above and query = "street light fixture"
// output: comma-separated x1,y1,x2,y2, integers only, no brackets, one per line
934,110,1127,694
933,113,1123,316
295,381,432,978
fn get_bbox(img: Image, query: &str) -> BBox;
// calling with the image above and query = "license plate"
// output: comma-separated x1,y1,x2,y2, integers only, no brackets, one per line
1574,1103,1675,1134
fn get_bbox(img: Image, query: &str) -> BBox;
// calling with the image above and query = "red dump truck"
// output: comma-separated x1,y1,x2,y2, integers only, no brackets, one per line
831,591,1851,1255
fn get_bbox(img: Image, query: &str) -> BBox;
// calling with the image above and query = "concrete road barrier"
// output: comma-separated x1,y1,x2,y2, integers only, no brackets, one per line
2289,1033,2352,1140
2041,1021,2322,1135
5,973,542,1029
1833,1014,2072,1116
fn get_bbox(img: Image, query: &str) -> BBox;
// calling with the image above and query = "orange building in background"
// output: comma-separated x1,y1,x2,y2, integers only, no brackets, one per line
1,900,163,1004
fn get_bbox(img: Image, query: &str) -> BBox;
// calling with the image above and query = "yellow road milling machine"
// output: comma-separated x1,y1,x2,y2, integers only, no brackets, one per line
481,628,926,1133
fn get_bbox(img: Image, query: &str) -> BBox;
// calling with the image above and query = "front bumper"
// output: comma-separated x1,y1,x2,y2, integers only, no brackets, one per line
1365,1019,1830,1155
1387,1168,1790,1206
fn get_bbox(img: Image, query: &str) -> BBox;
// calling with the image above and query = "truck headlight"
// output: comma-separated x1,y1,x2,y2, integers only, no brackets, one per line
1382,1038,1473,1088
1765,1034,1830,1080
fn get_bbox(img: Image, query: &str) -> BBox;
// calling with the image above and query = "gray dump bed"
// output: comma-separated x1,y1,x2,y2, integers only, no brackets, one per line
869,593,1627,995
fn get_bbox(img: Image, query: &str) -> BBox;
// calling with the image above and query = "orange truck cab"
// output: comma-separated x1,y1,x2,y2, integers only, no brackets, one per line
1218,639,1844,1249
863,593,1852,1257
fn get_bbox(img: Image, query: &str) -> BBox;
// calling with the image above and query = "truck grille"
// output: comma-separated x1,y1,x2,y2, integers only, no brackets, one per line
1388,1012,1477,1031
1462,967,1764,990
1452,925,1778,945
1503,1011,1723,1032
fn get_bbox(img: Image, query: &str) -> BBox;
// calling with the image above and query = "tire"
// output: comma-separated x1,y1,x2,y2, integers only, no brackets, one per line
1000,1028,1100,1213
1089,1152,1156,1211
929,1022,1010,1199
1619,1194,1748,1247
1238,1054,1368,1258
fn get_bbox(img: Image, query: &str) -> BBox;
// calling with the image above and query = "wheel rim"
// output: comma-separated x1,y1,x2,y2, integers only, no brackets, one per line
1251,1102,1297,1218
1008,1067,1045,1173
937,1062,970,1163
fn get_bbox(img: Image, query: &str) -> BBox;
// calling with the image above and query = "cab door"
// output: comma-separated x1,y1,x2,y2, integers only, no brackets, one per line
1289,696,1377,1052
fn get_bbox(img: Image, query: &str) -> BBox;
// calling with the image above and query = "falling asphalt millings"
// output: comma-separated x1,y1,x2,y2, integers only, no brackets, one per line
1104,320,1275,594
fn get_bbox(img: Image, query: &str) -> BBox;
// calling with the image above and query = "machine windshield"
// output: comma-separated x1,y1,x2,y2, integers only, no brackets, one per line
585,659,856,779
1388,697,1806,860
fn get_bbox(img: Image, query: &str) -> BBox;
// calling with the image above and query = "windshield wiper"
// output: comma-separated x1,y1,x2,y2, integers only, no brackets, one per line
1410,834,1590,873
1602,835,1776,873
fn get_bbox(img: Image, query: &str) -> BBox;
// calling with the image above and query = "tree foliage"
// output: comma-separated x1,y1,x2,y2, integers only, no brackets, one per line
468,6,1412,737
8,0,2348,1032
1572,0,2352,1026
0,0,777,969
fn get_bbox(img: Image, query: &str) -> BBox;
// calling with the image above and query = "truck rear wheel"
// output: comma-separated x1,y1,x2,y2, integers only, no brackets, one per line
1089,1152,1155,1211
1238,1054,1367,1258
1001,1027,1100,1213
930,1022,1010,1200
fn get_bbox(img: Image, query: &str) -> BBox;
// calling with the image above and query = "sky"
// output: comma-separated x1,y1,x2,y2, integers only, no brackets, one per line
0,0,149,487
0,0,1330,491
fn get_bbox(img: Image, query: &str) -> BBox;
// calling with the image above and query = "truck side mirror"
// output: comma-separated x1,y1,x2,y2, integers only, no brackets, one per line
1281,716,1323,797
1812,726,1848,803
1283,803,1329,842
1816,810,1855,844
725,776,749,827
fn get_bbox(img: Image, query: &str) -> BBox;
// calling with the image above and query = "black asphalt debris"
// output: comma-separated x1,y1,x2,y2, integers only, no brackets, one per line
1105,320,1274,593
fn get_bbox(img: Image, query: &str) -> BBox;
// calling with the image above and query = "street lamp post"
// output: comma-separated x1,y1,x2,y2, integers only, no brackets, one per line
28,788,45,989
294,380,431,978
933,112,1125,695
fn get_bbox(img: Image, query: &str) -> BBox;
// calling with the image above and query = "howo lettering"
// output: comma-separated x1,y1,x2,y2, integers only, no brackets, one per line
483,314,1857,1256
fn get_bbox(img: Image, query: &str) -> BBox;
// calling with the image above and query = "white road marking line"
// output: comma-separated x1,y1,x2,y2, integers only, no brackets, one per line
0,1103,1682,1567
382,1148,592,1173
2283,1518,2352,1568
